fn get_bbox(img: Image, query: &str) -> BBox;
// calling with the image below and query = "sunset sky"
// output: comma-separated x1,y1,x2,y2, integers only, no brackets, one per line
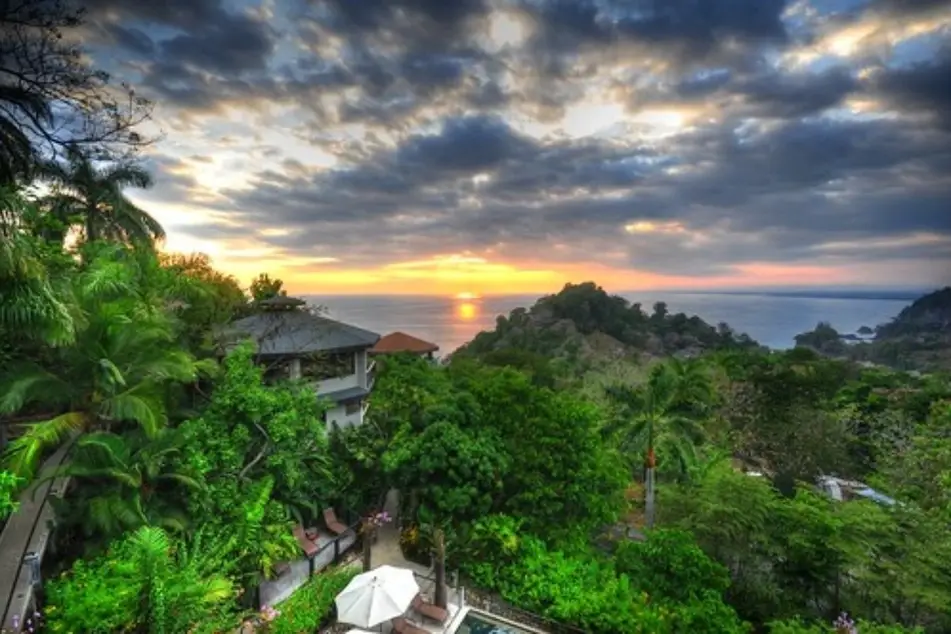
82,0,951,296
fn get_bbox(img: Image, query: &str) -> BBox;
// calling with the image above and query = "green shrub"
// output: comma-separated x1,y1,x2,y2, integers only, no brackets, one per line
460,516,747,634
267,566,360,634
44,527,236,634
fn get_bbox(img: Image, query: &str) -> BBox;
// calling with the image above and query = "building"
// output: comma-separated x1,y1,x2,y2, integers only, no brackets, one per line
224,296,381,431
370,331,440,360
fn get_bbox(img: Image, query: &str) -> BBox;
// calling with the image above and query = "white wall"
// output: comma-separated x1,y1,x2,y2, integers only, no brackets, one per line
325,403,364,433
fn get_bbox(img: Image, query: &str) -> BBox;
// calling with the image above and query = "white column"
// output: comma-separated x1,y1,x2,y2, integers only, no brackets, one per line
289,358,301,380
356,350,367,388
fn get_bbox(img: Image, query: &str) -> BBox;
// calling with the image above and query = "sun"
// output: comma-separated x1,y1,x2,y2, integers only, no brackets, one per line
455,291,481,300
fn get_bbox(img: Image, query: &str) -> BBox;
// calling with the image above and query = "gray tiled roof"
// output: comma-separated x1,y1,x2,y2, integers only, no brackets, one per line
319,385,370,404
224,311,380,355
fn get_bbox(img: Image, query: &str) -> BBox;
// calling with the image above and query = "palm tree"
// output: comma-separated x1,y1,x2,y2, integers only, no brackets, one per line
0,248,206,478
606,360,712,528
42,429,202,540
40,144,164,245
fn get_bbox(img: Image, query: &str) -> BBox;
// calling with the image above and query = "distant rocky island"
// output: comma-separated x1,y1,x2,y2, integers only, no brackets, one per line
451,283,951,376
793,286,951,371
451,282,763,378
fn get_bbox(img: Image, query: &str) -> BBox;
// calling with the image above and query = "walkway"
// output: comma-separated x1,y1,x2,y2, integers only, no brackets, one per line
366,490,465,634
0,442,72,631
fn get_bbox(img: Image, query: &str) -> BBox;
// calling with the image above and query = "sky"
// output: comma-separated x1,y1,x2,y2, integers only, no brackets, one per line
81,0,951,296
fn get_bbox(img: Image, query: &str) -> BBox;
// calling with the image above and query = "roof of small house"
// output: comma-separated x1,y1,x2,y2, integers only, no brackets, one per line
370,331,440,355
224,307,380,356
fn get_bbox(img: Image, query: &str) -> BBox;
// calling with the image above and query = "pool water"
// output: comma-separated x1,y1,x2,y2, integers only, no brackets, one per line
453,610,542,634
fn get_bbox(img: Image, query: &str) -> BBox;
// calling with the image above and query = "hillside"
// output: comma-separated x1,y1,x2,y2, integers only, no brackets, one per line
794,286,951,371
452,282,761,375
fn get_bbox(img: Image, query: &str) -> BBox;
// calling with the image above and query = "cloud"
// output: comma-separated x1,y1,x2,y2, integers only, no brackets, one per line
82,0,951,289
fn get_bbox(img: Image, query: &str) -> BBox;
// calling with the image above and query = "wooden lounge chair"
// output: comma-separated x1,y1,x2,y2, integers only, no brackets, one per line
293,524,319,557
411,594,449,624
323,507,348,535
391,617,429,634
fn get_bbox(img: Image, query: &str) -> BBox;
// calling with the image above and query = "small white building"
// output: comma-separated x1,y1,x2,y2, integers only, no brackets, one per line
224,296,381,431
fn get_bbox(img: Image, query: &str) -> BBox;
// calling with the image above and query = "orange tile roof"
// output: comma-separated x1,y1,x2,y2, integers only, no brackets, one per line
370,331,440,354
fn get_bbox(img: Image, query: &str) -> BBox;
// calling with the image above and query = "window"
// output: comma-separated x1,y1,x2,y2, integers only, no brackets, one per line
301,352,354,381
345,400,362,415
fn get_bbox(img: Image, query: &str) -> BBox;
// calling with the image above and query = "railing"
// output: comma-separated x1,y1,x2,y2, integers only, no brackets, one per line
0,442,73,633
256,515,363,609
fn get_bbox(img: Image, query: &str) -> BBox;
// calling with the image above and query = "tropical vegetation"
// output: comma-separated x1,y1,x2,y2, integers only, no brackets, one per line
2,1,951,632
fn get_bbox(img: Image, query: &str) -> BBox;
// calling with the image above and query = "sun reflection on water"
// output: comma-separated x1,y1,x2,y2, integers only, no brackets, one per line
455,301,478,321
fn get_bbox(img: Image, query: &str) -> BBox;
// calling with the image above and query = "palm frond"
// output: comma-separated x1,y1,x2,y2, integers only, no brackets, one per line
0,367,72,414
99,391,166,437
2,411,89,477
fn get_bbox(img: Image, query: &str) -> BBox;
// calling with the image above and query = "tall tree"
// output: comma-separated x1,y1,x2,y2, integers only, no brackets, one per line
41,144,162,244
607,360,711,528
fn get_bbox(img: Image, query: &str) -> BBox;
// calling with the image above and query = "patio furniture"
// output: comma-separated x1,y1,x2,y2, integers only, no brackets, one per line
335,565,420,629
411,594,448,624
323,507,348,535
293,524,319,557
391,617,429,634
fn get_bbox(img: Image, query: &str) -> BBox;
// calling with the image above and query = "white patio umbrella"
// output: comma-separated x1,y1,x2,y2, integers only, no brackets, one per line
335,565,421,629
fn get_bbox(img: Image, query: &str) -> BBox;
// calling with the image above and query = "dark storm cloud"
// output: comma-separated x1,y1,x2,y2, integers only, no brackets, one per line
100,23,155,55
86,0,951,279
872,51,951,128
159,12,274,73
84,0,227,30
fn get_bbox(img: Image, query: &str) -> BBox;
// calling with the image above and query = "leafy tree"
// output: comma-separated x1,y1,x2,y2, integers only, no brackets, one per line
384,420,509,525
158,252,249,350
0,246,206,477
175,343,334,580
615,528,731,603
41,144,162,244
249,273,287,303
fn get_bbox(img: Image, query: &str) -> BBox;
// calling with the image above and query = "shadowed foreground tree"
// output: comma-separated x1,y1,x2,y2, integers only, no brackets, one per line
0,0,153,183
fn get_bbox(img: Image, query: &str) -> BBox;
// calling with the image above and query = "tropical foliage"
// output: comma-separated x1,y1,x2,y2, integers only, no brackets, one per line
3,4,951,631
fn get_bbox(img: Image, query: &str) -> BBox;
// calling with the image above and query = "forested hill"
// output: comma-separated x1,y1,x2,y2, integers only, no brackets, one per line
875,286,951,339
793,286,951,371
453,282,761,371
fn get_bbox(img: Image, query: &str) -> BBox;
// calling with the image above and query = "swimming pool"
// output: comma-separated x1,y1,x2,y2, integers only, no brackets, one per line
448,607,548,634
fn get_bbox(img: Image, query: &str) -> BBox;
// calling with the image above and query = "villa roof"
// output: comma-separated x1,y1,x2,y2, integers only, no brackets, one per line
225,310,380,356
370,331,440,355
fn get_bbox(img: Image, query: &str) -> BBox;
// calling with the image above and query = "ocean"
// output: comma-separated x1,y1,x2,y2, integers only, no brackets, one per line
308,292,914,355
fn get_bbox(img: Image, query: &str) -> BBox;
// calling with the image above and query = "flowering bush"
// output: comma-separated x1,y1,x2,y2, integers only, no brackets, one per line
364,510,392,529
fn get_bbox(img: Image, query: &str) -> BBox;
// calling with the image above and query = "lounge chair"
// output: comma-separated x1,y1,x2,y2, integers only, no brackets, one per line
411,594,449,624
293,524,319,557
391,617,429,634
323,507,348,535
